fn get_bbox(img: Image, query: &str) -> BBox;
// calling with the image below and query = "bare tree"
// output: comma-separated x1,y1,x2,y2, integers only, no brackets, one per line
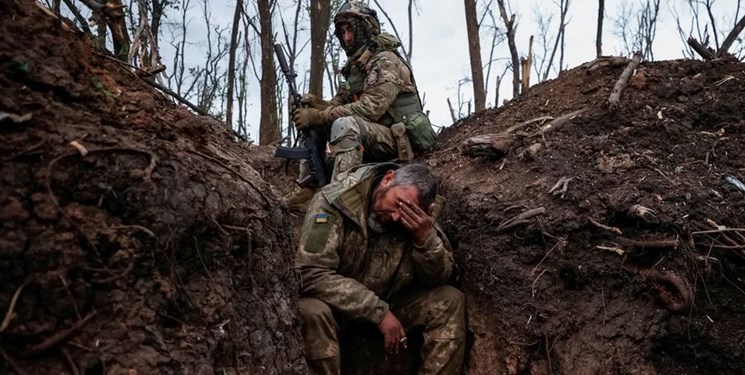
309,0,331,97
521,35,533,94
597,0,604,56
542,0,570,81
613,0,660,60
481,2,507,107
372,0,416,64
496,0,520,98
464,0,485,112
226,0,244,128
78,0,131,59
165,0,193,96
719,14,745,57
258,0,279,145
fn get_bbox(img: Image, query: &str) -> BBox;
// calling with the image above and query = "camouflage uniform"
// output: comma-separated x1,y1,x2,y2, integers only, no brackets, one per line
300,1,434,181
296,164,466,375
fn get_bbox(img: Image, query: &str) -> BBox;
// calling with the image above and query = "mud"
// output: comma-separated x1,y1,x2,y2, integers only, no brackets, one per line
2,1,745,374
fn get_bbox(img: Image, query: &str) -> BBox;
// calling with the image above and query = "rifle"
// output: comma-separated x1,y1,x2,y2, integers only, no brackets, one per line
273,43,329,187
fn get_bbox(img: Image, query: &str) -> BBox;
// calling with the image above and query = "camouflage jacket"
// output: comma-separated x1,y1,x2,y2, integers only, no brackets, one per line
324,33,419,125
296,164,454,324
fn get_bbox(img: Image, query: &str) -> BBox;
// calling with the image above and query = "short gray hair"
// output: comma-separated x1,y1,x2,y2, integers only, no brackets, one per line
390,163,437,210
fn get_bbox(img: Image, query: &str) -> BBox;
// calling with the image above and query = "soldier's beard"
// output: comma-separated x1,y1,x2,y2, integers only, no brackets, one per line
368,185,403,234
367,212,388,234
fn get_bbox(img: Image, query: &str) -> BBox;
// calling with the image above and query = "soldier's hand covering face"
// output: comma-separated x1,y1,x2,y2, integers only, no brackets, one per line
398,199,434,246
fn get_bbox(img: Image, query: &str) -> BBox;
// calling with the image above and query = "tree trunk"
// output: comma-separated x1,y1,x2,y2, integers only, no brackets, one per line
596,0,604,57
496,0,520,98
226,0,243,128
464,0,485,112
258,0,279,145
309,0,331,97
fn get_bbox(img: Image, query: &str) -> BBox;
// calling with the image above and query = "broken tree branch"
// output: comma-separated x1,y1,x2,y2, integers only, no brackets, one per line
461,133,513,159
718,14,745,57
534,108,589,135
687,37,716,60
497,207,546,233
21,311,97,358
588,217,622,235
505,115,554,134
1,279,32,332
608,51,642,108
548,176,573,198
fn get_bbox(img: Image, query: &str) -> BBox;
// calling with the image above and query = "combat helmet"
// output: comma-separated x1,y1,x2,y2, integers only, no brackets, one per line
334,1,380,54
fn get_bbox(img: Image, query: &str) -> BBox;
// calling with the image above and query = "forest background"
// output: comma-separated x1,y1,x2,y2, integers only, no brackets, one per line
48,0,744,145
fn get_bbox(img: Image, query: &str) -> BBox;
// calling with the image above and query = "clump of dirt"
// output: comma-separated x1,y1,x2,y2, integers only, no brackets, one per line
1,2,304,374
4,1,745,374
432,57,745,373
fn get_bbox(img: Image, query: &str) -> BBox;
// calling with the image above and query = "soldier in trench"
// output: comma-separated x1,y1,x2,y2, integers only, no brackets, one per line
285,0,438,210
296,162,466,374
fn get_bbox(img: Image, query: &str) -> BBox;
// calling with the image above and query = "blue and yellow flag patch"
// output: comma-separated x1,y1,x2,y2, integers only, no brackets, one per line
315,213,329,224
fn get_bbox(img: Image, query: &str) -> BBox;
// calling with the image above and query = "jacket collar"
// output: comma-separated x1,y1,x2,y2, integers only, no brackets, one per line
323,163,400,228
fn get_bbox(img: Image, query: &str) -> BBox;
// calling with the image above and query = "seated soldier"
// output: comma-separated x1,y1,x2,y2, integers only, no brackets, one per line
286,0,437,210
296,163,465,374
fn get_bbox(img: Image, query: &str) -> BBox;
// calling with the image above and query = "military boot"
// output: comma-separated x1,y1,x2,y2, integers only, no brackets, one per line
284,186,316,211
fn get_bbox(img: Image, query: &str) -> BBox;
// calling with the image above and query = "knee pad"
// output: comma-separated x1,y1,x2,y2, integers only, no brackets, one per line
330,117,361,149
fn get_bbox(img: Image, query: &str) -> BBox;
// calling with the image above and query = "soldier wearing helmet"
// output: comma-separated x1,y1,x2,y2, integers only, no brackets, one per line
285,0,438,211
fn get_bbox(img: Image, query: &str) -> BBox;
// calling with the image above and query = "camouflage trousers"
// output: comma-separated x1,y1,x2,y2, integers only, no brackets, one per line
298,115,397,182
298,285,466,375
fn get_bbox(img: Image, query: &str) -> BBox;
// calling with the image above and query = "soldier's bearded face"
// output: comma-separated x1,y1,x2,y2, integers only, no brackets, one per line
338,23,355,50
369,175,420,233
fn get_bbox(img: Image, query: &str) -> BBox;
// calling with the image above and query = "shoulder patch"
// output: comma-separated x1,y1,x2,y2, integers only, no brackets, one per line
366,69,379,86
305,211,336,254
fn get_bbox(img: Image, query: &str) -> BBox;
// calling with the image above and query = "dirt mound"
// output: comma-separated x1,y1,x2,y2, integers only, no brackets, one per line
4,1,745,374
1,2,303,374
431,57,745,373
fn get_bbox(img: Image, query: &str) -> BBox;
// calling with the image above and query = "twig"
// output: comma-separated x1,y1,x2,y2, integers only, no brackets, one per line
89,258,135,284
548,176,573,198
532,269,548,298
714,75,735,86
1,279,32,332
111,225,157,238
588,217,622,236
497,207,546,233
22,311,97,358
3,138,46,162
617,237,680,250
186,150,271,205
597,245,625,256
531,239,565,275
544,333,553,375
608,51,643,108
139,77,212,118
692,228,745,235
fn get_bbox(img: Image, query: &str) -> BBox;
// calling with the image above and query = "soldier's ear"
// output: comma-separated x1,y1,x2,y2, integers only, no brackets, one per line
381,170,395,187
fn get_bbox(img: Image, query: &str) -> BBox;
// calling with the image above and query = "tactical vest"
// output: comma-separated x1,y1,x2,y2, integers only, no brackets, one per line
341,51,420,126
341,36,437,151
